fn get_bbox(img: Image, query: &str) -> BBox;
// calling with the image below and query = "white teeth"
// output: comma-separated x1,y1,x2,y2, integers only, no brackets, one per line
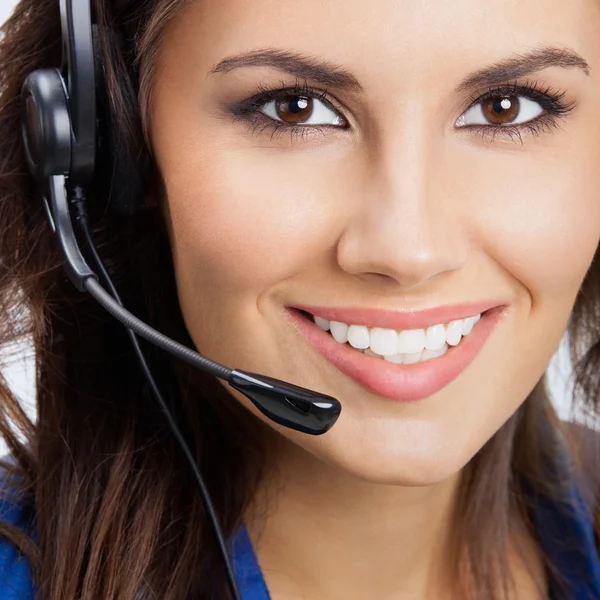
402,350,423,364
379,343,450,365
445,319,464,346
424,323,446,351
420,343,449,361
369,327,399,356
383,352,404,363
347,324,370,349
313,311,482,360
314,315,330,331
462,314,480,335
329,321,348,343
397,329,426,354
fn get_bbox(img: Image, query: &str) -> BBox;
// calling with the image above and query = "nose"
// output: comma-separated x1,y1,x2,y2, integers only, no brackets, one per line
336,132,469,292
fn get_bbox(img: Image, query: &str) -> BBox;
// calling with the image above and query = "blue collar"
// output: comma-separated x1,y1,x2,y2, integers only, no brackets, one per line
229,524,272,599
229,479,600,600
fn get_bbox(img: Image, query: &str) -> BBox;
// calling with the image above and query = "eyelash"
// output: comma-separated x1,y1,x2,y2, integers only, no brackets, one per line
464,78,576,144
228,76,577,144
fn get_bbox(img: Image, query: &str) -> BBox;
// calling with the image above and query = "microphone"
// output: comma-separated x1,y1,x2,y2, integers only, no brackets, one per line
19,5,340,597
47,173,342,436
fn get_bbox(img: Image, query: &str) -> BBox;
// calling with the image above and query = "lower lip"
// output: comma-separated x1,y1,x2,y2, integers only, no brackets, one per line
285,306,508,402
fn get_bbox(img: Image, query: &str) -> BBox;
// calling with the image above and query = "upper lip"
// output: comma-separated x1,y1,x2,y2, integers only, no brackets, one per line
288,300,506,331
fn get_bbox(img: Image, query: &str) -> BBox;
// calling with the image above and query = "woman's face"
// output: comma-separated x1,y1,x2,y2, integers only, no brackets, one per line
150,0,600,484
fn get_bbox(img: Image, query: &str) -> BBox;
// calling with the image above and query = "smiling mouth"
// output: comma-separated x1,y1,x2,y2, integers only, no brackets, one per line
294,308,484,366
287,305,507,402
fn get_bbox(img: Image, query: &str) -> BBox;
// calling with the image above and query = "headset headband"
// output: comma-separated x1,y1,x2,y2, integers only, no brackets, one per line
19,0,340,431
17,9,342,592
20,0,144,215
20,0,95,186
59,0,96,184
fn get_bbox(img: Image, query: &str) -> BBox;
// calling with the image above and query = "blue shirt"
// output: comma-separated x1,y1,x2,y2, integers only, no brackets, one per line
1,466,600,599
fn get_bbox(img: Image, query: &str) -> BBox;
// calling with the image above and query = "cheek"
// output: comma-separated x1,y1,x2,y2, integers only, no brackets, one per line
464,146,600,304
165,149,334,294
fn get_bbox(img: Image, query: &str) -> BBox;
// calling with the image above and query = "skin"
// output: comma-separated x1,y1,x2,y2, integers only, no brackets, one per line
149,0,600,597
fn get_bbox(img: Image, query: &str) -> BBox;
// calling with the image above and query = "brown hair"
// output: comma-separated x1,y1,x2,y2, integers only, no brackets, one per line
0,1,598,598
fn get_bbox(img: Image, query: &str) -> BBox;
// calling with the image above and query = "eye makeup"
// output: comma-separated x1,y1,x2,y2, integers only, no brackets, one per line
224,75,577,145
458,78,576,144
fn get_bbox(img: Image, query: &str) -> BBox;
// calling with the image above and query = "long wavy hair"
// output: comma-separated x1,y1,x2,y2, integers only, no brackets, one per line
0,1,598,598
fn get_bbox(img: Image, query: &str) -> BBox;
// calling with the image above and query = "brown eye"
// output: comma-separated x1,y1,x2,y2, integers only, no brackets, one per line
456,93,543,129
481,96,520,125
275,96,314,124
261,94,345,127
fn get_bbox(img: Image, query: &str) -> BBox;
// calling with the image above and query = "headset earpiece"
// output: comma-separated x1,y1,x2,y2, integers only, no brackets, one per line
20,0,95,188
21,68,72,182
20,0,145,217
17,5,341,595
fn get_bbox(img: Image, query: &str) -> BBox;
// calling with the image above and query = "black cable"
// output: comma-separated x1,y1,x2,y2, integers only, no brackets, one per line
83,276,231,378
72,188,243,600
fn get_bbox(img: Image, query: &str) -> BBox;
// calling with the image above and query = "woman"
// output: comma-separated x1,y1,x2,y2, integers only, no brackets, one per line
0,0,599,597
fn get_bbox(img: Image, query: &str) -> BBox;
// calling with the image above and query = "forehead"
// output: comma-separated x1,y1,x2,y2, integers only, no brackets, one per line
156,0,600,113
155,0,600,107
169,0,600,59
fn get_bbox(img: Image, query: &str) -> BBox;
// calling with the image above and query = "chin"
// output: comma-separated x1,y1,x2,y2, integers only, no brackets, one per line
281,421,473,488
328,448,468,487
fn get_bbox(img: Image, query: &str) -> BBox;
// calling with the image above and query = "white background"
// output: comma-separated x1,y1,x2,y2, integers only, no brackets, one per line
1,0,36,456
0,1,17,26
0,0,578,454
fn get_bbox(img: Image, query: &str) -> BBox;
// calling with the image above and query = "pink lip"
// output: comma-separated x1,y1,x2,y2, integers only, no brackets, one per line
288,300,504,331
285,305,508,402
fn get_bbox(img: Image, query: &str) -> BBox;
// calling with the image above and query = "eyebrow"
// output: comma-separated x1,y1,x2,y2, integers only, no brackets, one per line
454,46,590,93
207,48,364,93
207,45,590,95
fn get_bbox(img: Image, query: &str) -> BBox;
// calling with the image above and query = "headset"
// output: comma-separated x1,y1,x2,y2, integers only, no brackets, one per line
18,1,342,597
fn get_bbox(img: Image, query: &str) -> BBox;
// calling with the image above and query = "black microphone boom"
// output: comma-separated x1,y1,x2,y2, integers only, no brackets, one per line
18,3,342,597
48,172,341,436
85,275,341,435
